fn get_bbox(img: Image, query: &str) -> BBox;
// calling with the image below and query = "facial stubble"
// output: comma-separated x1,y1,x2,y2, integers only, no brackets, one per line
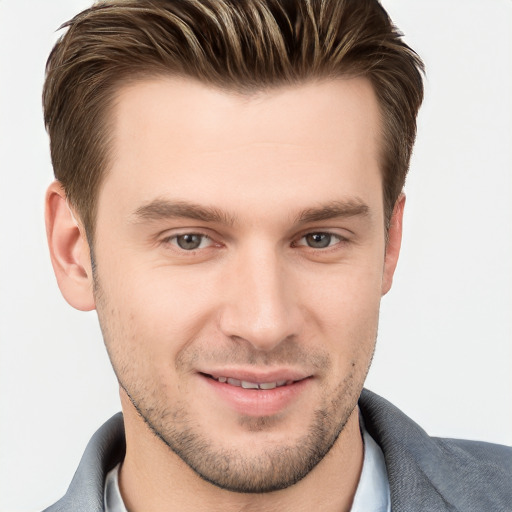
93,274,375,494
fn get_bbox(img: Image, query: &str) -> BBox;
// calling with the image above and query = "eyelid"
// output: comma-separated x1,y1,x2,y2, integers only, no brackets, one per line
169,233,213,250
159,225,235,259
158,225,216,240
294,229,349,245
296,232,342,248
157,227,350,252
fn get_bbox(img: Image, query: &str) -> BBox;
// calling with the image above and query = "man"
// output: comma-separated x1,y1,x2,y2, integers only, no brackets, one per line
41,0,510,511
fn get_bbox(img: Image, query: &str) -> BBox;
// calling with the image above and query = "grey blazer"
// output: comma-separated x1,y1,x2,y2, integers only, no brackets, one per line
43,389,512,511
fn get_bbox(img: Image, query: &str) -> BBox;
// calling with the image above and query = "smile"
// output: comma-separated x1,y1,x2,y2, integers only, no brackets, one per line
211,375,295,390
200,372,311,416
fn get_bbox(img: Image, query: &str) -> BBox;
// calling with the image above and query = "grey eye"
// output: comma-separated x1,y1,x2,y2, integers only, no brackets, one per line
305,233,332,248
176,234,204,250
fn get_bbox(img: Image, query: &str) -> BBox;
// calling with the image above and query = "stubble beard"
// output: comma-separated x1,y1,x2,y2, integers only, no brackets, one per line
119,373,359,494
94,274,373,494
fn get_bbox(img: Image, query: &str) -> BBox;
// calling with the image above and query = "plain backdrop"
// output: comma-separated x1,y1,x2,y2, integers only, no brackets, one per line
0,1,511,510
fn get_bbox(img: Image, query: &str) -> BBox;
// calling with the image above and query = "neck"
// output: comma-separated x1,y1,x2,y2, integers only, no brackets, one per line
118,393,364,512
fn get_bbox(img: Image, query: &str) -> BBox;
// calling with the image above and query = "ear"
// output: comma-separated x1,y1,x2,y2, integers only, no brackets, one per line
45,181,95,311
381,193,405,296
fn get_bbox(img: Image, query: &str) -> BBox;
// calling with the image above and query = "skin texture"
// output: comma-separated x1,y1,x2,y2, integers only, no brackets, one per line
46,77,404,512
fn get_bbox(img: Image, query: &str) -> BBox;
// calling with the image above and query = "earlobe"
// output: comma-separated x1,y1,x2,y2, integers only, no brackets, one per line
45,181,95,311
381,194,405,296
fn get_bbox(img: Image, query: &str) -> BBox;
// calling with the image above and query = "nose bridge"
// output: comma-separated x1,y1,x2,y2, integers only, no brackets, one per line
219,241,300,351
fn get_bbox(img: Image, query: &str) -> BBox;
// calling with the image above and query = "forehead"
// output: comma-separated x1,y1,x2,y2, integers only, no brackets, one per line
101,76,383,222
111,76,381,154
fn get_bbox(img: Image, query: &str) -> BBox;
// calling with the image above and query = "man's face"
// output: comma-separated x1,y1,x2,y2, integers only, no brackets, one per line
92,77,396,492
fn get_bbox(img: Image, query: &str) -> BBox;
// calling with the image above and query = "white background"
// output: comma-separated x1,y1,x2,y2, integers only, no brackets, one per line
0,1,511,510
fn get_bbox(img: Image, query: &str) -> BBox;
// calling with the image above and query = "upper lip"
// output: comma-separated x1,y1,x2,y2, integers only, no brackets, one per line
198,368,312,384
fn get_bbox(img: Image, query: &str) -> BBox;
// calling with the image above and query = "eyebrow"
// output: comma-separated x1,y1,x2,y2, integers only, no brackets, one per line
131,197,370,227
294,199,370,224
132,199,237,226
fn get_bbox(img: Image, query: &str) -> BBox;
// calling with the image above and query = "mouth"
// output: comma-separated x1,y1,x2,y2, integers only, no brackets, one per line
199,371,312,416
201,373,297,390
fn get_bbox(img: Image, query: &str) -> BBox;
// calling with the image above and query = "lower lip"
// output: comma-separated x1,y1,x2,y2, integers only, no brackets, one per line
199,374,311,417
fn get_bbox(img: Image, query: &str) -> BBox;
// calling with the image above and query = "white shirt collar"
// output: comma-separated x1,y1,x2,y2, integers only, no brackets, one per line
104,462,126,512
350,414,391,512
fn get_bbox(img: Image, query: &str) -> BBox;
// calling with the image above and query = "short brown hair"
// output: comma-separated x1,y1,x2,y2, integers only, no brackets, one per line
43,0,424,237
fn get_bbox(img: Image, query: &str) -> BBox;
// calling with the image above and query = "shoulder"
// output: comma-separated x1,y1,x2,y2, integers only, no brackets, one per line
435,436,511,466
431,436,512,486
359,389,512,511
42,413,125,512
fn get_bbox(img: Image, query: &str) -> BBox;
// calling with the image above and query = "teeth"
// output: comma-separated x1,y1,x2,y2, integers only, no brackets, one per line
215,376,292,390
241,381,259,389
259,382,277,390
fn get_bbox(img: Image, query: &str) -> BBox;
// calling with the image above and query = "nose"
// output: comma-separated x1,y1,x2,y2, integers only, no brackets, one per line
218,244,302,352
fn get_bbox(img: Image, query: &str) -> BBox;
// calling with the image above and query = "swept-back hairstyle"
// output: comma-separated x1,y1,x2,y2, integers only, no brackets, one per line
43,0,424,237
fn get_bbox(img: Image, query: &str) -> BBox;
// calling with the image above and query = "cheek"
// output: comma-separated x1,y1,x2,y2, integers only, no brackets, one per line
302,259,383,325
300,263,382,366
94,264,220,375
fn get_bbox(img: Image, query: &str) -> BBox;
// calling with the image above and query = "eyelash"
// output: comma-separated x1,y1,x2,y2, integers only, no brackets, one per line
293,232,346,250
161,231,347,253
163,232,215,252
